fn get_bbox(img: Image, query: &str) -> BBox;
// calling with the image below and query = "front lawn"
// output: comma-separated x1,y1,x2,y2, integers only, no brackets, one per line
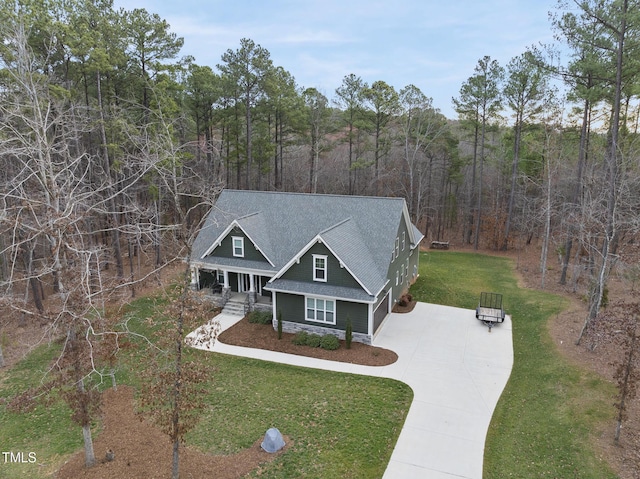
0,294,412,479
412,251,616,479
1,250,617,478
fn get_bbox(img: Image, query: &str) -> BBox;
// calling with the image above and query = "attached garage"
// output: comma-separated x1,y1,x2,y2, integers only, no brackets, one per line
373,290,390,333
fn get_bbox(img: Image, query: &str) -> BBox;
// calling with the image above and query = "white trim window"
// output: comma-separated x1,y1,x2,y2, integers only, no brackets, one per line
313,254,327,282
306,297,335,324
406,259,410,282
402,232,406,251
232,236,244,257
400,264,404,284
396,270,399,286
395,237,399,258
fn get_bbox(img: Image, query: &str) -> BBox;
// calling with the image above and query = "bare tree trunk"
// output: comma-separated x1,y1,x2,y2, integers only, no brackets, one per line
171,273,186,479
82,419,96,467
128,234,136,298
0,234,7,282
154,199,162,268
96,71,124,278
560,99,590,284
274,111,279,190
540,151,552,288
245,86,252,190
172,438,180,479
21,244,44,312
615,322,637,443
473,118,488,250
465,122,479,244
503,114,522,250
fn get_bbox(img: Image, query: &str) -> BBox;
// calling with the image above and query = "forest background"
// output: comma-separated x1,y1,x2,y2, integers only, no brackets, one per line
0,0,639,475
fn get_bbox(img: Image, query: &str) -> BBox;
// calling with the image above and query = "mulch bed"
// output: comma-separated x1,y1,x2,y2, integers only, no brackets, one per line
56,386,289,479
218,318,398,367
392,300,417,313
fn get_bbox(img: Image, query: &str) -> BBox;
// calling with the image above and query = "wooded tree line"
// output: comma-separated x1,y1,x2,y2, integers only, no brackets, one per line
1,0,639,474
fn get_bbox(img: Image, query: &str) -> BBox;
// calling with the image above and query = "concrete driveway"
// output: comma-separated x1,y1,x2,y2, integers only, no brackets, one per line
188,302,513,479
375,302,513,478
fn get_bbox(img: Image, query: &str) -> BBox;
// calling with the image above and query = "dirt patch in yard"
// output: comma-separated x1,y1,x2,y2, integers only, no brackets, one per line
218,317,398,367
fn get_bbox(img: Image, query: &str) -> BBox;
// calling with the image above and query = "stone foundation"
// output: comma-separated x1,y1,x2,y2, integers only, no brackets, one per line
273,320,371,345
221,287,231,304
253,302,272,313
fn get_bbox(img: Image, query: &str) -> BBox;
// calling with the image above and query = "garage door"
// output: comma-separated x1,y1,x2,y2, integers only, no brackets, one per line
373,291,390,333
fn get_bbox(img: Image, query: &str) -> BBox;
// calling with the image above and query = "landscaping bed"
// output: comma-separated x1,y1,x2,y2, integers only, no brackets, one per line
218,316,398,366
56,386,287,479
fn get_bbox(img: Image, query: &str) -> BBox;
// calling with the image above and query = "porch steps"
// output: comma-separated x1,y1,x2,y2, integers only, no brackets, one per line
222,297,247,316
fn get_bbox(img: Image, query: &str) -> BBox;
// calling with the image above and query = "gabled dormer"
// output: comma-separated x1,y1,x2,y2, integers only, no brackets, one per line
269,218,388,297
201,213,275,267
275,239,363,290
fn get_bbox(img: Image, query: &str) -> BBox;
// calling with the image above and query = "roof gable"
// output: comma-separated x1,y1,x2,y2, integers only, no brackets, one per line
201,213,276,267
271,222,375,295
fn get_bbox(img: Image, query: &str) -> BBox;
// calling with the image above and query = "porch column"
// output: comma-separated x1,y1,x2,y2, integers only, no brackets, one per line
222,270,231,305
248,273,256,310
190,267,199,290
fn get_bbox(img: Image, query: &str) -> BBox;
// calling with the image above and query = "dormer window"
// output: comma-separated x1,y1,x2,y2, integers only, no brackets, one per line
232,236,244,257
313,255,327,282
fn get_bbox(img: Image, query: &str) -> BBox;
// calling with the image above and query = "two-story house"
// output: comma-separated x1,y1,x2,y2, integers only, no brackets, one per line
190,190,423,344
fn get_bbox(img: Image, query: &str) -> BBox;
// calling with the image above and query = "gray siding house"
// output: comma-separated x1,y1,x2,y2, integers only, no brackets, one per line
190,190,423,344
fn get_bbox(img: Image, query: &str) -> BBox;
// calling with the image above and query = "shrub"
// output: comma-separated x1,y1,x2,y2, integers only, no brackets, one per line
405,293,413,302
277,311,283,339
305,334,322,348
345,318,353,350
320,334,340,350
398,298,407,307
292,331,309,346
248,310,272,324
292,331,338,349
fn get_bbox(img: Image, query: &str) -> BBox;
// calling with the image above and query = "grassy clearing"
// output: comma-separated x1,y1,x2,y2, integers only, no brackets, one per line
0,292,412,479
413,251,616,479
0,344,81,477
188,353,410,478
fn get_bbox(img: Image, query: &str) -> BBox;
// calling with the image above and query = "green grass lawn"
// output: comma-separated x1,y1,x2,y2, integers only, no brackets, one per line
1,251,617,478
413,251,617,479
0,294,412,479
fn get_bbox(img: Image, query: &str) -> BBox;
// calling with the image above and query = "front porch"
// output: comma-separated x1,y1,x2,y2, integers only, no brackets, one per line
200,288,273,316
190,250,278,317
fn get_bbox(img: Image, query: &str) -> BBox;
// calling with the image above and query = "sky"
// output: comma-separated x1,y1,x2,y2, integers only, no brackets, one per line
112,0,562,119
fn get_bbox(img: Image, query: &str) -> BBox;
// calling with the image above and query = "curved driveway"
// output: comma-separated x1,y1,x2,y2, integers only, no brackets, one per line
188,302,513,479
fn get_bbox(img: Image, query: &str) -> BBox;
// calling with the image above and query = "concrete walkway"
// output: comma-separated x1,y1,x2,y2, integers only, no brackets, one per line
187,302,513,479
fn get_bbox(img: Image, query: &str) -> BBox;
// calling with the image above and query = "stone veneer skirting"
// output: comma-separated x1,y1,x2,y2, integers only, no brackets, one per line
273,320,371,345
253,302,272,313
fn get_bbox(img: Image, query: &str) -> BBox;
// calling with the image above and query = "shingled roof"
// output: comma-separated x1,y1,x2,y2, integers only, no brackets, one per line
191,190,422,297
